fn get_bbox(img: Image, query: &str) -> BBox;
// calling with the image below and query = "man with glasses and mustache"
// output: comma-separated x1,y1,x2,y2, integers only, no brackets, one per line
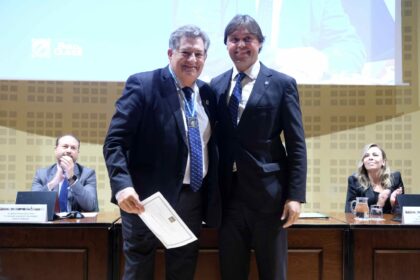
103,25,220,280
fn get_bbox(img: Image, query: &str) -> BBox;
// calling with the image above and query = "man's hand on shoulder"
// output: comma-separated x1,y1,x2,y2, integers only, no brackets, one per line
116,187,145,214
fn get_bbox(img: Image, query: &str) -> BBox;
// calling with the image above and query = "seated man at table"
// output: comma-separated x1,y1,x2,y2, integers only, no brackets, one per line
32,134,99,212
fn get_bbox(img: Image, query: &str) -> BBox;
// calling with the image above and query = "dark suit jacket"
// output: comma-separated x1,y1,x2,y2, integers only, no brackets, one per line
103,66,221,227
32,163,99,212
210,63,307,213
345,171,404,214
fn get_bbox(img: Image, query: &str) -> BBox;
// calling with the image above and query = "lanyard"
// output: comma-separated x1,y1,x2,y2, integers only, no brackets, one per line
182,88,196,117
168,67,197,117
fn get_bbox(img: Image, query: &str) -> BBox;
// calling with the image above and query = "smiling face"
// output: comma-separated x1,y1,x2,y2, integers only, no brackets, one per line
226,27,261,72
362,146,385,173
168,36,206,87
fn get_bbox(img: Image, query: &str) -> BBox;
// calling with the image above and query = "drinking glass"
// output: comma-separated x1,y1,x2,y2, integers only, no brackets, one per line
370,205,384,221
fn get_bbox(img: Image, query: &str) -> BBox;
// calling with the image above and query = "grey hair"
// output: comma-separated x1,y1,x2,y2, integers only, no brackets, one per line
169,25,210,53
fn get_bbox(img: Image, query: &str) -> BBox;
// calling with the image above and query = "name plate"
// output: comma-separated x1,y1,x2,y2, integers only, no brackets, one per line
0,204,48,223
402,206,420,224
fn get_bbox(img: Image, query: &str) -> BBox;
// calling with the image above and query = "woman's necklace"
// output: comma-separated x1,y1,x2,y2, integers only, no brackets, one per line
372,183,383,192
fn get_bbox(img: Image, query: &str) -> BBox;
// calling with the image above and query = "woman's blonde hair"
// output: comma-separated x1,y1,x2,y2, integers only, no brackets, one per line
356,143,392,191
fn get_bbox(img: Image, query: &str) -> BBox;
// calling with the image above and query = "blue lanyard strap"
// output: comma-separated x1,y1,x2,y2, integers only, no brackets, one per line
168,67,197,117
182,87,197,117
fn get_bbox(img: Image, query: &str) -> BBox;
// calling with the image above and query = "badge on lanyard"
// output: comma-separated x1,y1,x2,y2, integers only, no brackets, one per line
187,116,198,128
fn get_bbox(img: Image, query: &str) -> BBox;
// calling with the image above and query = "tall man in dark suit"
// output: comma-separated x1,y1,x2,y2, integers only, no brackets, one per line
210,15,307,280
103,25,220,280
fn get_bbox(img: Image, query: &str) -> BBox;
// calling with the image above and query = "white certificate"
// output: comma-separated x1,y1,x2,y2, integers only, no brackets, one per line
138,192,197,249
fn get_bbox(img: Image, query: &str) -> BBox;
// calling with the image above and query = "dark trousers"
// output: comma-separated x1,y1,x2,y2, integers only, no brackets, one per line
121,186,203,280
219,177,288,280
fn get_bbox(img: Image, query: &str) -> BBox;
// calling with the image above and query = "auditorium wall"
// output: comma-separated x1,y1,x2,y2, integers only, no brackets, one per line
0,0,419,214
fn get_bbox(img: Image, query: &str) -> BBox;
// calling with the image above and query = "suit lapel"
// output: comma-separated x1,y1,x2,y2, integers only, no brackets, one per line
216,70,234,127
219,70,233,107
239,64,272,127
73,163,81,177
197,81,214,125
197,81,209,116
48,165,58,190
161,67,188,146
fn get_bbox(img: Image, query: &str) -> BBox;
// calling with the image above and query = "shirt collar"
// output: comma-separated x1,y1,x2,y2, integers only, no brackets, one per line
232,60,260,81
168,65,198,92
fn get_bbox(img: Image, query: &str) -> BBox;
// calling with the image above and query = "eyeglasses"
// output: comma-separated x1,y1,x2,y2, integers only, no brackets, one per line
176,50,206,60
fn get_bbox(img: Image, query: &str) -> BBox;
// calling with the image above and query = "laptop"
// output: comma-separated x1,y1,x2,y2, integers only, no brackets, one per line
15,191,59,221
392,194,420,222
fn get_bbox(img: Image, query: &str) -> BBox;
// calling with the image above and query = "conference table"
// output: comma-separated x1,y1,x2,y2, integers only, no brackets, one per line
1,212,420,280
342,213,420,280
0,212,120,280
113,214,348,279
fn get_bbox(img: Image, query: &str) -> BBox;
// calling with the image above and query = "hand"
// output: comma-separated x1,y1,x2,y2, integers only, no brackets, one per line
47,164,65,190
377,189,391,207
281,200,301,228
390,187,403,206
117,188,145,214
60,155,75,178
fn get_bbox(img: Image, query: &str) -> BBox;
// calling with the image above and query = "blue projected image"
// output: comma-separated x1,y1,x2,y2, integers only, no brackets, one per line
0,0,402,85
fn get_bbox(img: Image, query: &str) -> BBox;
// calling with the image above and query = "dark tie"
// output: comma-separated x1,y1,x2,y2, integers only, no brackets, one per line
183,87,203,192
59,177,69,212
228,72,246,127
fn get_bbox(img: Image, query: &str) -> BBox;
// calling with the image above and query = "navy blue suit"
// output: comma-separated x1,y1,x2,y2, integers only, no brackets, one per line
104,66,220,279
212,63,306,211
211,63,307,280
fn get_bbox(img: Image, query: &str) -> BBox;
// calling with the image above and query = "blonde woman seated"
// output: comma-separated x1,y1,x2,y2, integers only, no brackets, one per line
345,143,404,214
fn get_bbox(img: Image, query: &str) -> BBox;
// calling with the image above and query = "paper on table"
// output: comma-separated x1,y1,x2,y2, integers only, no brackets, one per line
299,212,329,219
56,212,98,218
81,212,98,218
138,192,197,249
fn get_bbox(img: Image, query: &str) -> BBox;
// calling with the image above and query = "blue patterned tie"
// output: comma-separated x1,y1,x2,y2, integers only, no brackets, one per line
59,177,69,212
183,87,203,192
228,72,246,127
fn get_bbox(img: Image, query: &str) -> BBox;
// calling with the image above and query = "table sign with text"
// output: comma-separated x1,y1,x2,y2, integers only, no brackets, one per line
0,204,48,223
402,206,420,224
